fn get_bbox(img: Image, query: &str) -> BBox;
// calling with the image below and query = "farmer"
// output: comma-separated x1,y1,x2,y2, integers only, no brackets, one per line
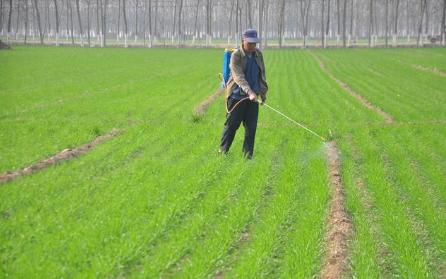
219,29,268,159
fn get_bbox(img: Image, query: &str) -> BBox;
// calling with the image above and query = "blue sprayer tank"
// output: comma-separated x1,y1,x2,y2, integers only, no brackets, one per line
221,48,235,88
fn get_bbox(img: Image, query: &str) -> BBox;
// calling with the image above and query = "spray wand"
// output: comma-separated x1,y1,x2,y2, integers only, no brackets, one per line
222,87,326,142
259,100,326,142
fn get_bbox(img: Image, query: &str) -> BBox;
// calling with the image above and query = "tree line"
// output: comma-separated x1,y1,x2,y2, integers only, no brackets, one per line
1,0,445,48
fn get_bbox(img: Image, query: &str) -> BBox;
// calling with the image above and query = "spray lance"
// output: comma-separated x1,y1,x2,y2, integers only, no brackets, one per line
257,99,326,142
226,96,326,142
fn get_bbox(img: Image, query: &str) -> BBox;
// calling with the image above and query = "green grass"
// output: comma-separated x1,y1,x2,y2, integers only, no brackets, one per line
1,46,446,278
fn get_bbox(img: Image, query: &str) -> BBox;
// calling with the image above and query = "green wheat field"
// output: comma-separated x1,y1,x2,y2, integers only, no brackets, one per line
1,46,445,278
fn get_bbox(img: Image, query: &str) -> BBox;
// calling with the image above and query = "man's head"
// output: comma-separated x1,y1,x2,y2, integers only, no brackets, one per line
242,29,260,53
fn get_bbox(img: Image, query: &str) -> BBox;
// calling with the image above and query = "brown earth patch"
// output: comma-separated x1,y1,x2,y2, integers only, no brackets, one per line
310,52,395,124
321,141,352,279
412,64,446,78
0,128,121,184
193,88,224,117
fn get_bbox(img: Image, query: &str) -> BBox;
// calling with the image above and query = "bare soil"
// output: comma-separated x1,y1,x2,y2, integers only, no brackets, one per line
412,64,446,78
310,52,395,124
0,128,121,184
193,88,224,117
321,141,352,279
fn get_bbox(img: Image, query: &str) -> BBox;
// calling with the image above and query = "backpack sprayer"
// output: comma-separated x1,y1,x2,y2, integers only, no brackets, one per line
221,48,326,143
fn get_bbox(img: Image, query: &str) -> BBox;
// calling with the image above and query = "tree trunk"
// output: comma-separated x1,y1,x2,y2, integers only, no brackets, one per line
95,0,99,43
385,0,389,47
0,0,3,35
406,0,409,39
349,0,354,46
326,0,331,39
142,0,146,45
193,0,200,43
368,0,373,47
32,0,44,44
65,0,69,39
336,0,340,45
172,0,177,44
53,0,59,45
300,1,303,46
264,0,269,47
393,0,400,46
45,0,50,39
206,0,212,47
322,0,326,47
342,0,347,47
68,0,74,45
25,0,29,43
87,0,91,46
417,0,427,47
32,0,36,40
247,0,252,28
15,0,21,40
300,0,310,48
135,0,138,42
278,0,285,48
153,0,157,42
148,0,152,47
102,0,107,47
117,0,120,41
75,0,84,46
7,0,12,41
305,0,311,47
442,0,446,45
227,1,234,44
424,0,429,35
123,0,128,47
178,0,183,46
258,0,263,49
235,0,239,48
99,0,104,46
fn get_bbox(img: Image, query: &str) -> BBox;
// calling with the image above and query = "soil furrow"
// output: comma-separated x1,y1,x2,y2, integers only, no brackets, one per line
193,88,224,117
310,52,395,124
321,141,352,279
411,64,446,78
0,128,121,184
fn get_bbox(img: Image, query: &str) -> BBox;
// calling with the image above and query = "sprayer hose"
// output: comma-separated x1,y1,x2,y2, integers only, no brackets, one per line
226,97,251,114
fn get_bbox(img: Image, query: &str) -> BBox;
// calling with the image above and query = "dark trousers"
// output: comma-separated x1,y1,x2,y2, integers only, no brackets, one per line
220,97,259,158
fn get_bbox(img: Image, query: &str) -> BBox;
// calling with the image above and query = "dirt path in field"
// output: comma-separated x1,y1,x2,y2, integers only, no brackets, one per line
0,129,121,184
321,141,352,279
193,88,224,117
411,64,446,78
309,52,395,124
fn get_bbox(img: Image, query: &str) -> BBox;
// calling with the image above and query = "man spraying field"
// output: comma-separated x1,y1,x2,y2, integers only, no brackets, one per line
219,29,268,159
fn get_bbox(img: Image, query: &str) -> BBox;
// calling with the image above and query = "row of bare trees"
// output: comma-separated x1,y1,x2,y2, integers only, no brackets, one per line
1,0,445,47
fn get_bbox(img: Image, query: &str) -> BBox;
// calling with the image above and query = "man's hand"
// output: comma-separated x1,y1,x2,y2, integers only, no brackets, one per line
247,90,257,102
